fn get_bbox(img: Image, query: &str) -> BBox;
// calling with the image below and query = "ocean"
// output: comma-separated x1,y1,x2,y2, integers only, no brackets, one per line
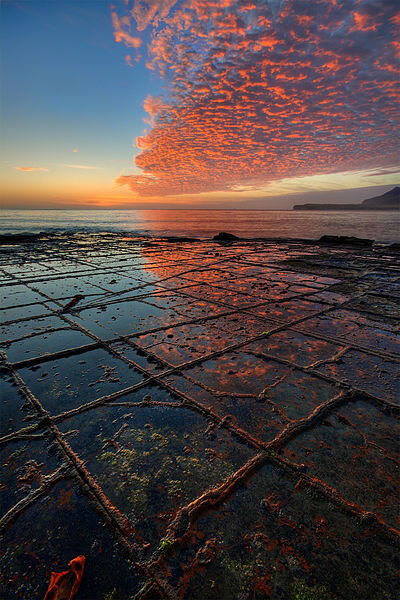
0,209,399,243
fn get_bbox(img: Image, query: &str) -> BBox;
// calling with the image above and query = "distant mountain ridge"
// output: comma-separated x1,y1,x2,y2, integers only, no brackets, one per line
293,186,400,210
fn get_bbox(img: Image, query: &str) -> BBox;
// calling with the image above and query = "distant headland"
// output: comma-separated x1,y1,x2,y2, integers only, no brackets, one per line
293,186,400,210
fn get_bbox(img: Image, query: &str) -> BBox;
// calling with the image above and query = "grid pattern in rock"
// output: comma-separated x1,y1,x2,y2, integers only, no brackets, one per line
0,234,399,600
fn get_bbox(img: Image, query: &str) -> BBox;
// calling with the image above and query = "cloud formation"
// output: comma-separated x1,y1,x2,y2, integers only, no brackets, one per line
62,164,101,170
15,166,48,172
363,166,400,177
113,0,400,197
111,8,142,48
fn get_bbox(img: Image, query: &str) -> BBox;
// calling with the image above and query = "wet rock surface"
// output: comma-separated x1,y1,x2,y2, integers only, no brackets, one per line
318,235,374,247
0,233,399,599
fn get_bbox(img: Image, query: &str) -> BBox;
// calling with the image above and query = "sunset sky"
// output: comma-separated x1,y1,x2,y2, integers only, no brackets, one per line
1,0,399,209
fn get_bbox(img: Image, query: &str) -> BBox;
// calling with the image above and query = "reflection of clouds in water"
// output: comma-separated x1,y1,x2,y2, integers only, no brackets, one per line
187,352,289,395
250,330,344,367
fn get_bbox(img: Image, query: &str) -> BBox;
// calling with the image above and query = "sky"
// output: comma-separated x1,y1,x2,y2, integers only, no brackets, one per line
1,0,399,209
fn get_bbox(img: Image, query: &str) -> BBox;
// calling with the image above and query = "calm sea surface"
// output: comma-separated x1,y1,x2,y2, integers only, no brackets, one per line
0,209,398,243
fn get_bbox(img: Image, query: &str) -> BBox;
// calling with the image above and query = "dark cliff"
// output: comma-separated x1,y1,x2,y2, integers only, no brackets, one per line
293,186,400,210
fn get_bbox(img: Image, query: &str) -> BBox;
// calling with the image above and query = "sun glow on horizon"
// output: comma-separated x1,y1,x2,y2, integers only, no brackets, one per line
2,165,398,210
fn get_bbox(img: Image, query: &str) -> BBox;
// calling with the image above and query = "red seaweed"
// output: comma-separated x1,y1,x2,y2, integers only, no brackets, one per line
43,555,85,600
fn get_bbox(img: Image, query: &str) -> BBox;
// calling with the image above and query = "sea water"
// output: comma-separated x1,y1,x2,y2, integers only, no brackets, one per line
0,209,398,242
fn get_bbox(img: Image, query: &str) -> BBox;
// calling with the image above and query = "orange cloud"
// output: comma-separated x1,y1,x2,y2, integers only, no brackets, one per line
142,93,167,125
113,0,400,197
15,166,48,172
350,12,378,32
111,10,142,48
